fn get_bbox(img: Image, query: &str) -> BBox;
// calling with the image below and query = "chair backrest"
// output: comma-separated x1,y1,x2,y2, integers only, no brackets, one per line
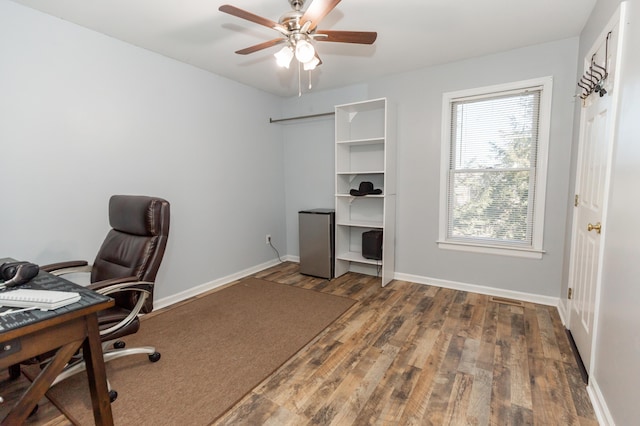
92,195,170,312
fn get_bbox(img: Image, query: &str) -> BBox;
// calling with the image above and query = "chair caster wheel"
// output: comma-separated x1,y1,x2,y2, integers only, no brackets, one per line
109,390,118,403
149,352,161,362
113,341,126,349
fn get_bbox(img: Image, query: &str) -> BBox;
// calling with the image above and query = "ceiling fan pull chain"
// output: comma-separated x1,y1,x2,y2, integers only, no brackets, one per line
298,61,302,97
308,70,313,90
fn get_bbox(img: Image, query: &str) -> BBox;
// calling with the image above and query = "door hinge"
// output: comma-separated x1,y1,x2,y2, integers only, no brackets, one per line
574,194,579,207
568,288,573,300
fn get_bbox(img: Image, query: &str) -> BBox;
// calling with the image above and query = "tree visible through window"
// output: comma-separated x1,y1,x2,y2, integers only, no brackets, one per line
439,78,552,257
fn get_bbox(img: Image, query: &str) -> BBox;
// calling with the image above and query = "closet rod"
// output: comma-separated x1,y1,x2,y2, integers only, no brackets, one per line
269,111,335,123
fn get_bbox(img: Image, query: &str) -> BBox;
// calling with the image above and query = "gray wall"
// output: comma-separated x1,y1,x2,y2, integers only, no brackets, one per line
0,1,286,302
372,39,578,297
280,84,368,260
281,38,580,299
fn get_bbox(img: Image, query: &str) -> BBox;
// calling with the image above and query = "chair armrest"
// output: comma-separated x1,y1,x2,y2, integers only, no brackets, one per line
40,260,91,276
93,281,153,299
87,276,140,292
89,279,155,337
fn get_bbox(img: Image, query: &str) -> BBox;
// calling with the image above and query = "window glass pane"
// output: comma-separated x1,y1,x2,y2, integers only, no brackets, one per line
451,92,539,170
449,170,532,244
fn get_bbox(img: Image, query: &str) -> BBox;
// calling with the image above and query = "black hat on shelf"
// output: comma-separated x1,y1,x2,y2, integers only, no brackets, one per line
350,181,383,196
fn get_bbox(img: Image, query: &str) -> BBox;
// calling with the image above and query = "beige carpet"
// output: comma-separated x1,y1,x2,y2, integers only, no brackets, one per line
27,278,355,425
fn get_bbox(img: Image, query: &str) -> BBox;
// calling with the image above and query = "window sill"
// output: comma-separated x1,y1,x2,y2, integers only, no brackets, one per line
437,240,545,259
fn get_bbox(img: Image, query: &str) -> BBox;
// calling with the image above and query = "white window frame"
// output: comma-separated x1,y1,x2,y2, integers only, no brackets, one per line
438,77,553,259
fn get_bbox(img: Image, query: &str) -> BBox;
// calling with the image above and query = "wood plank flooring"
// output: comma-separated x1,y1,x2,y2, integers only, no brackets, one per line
1,262,597,425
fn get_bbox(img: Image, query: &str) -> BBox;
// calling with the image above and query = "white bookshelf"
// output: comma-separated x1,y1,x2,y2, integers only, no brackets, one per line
334,98,396,286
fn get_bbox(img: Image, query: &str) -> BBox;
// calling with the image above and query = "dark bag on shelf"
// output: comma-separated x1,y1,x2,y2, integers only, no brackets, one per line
362,230,383,260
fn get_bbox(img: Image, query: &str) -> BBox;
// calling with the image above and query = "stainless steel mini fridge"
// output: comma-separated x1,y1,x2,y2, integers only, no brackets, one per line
298,209,335,279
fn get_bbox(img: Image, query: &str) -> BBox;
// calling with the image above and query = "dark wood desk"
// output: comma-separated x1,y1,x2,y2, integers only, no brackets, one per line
0,266,114,425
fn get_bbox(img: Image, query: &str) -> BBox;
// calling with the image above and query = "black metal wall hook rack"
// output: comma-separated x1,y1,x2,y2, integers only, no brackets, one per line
577,31,611,101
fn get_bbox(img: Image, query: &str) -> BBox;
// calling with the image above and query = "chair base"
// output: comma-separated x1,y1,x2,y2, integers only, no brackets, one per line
51,344,161,388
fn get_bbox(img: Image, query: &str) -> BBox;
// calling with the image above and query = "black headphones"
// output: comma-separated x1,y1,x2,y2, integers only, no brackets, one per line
0,261,40,288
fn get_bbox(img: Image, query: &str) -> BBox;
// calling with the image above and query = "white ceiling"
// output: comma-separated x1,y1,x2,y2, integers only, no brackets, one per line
10,0,596,97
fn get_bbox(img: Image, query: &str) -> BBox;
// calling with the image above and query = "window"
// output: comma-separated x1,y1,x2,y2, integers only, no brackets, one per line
438,77,552,258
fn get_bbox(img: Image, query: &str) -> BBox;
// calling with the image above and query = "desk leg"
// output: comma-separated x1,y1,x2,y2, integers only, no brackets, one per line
83,313,114,426
1,340,82,426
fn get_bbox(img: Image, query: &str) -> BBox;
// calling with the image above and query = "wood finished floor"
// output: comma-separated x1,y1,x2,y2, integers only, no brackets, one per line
1,262,597,425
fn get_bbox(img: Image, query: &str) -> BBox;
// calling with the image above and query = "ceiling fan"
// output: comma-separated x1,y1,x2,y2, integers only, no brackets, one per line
219,0,377,73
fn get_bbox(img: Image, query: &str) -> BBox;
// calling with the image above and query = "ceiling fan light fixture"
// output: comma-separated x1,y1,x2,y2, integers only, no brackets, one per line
220,0,378,94
294,39,315,64
274,45,294,68
303,56,320,71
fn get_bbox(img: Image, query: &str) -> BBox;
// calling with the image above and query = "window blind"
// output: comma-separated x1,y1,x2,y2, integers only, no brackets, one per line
447,88,542,247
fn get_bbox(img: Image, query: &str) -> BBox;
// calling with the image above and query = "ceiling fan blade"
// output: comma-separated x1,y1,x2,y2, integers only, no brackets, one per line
300,0,342,32
314,30,377,44
219,4,287,33
235,38,286,55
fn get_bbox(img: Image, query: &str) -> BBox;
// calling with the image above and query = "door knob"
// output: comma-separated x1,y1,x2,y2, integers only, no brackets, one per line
587,222,602,234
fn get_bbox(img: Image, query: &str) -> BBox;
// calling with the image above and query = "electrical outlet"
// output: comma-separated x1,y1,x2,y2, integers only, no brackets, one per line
265,234,271,245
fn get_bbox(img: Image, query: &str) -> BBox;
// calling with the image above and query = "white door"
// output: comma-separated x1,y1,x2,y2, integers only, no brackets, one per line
568,14,622,372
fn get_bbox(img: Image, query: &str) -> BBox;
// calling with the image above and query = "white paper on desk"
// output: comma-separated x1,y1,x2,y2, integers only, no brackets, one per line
0,289,81,310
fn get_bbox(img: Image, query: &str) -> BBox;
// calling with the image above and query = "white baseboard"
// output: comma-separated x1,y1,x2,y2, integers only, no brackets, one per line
588,376,615,425
153,258,282,310
154,260,559,317
393,272,559,307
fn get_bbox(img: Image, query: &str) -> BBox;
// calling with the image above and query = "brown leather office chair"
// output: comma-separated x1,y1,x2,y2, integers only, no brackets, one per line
23,195,170,401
